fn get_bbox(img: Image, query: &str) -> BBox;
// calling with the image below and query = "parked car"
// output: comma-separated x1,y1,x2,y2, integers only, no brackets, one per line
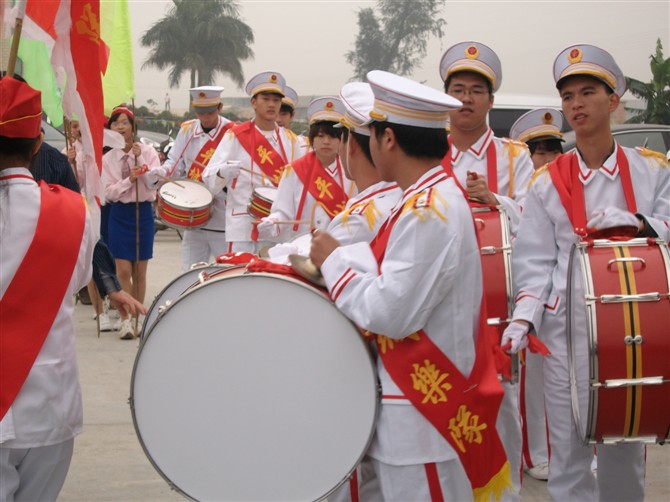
562,123,670,160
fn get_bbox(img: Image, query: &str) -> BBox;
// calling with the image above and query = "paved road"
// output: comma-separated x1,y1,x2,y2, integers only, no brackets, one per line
59,229,670,501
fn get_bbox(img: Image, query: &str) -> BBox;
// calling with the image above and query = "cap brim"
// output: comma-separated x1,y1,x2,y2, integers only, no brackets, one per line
194,104,219,113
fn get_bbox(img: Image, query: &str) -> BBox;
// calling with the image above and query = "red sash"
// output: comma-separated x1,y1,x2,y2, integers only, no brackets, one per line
548,147,637,236
442,136,499,195
0,181,86,420
290,152,349,229
232,121,288,186
368,172,512,500
186,121,234,181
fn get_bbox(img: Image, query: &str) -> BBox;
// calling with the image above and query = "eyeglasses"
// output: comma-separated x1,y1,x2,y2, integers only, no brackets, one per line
448,87,489,99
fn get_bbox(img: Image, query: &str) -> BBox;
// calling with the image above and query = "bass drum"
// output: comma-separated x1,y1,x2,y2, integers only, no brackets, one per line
130,269,379,501
140,264,227,341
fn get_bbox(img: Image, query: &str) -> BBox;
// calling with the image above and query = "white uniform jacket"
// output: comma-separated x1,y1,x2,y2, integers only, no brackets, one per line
148,116,233,231
511,145,670,356
320,167,482,465
203,122,304,243
266,156,357,242
327,180,402,246
0,168,95,447
447,127,533,234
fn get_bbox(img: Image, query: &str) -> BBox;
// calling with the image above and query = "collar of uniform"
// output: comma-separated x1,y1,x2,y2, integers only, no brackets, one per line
325,158,338,175
194,116,223,137
399,165,449,205
253,120,278,143
450,127,494,164
575,142,620,186
0,167,33,182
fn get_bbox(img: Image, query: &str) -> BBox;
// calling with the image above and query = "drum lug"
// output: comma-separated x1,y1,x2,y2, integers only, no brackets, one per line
602,435,660,445
624,335,644,345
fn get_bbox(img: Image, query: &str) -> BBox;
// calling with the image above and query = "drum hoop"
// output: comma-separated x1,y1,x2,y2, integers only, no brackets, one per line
157,183,214,212
130,271,380,501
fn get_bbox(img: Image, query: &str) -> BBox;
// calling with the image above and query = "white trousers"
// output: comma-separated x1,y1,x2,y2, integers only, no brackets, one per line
0,439,74,502
520,350,549,468
544,353,645,501
496,380,521,501
357,455,473,502
180,228,227,271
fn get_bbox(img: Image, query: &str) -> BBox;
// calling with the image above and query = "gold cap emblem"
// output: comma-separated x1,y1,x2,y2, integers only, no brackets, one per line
465,45,479,60
568,48,582,64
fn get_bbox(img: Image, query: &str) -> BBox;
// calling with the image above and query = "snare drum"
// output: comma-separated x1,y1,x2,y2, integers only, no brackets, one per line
567,237,670,444
472,205,516,380
131,269,379,501
156,179,213,229
140,263,227,341
248,186,278,219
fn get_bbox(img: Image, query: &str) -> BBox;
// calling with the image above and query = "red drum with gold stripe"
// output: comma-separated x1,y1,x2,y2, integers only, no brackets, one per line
156,179,213,229
247,186,278,220
568,237,670,444
472,204,517,381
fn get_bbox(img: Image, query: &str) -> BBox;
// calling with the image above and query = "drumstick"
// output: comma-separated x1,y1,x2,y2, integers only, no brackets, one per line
254,219,310,225
155,173,185,189
193,160,267,181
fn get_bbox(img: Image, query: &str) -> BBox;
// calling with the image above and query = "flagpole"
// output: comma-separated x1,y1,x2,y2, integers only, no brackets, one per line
6,0,27,77
132,98,140,337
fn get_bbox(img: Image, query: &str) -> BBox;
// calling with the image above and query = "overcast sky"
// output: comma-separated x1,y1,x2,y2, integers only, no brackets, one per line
129,0,670,111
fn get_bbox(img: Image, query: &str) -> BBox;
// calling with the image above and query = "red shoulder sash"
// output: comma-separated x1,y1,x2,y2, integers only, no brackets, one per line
186,121,234,181
232,121,288,186
0,182,86,419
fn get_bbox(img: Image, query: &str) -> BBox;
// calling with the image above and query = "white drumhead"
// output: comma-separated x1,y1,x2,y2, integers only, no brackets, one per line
290,232,313,256
131,273,378,501
141,265,227,340
253,185,278,201
159,180,213,209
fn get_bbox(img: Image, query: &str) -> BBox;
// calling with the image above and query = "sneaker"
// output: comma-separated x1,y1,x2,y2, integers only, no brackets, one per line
77,286,92,305
119,319,135,340
97,313,113,332
132,316,144,337
525,462,549,481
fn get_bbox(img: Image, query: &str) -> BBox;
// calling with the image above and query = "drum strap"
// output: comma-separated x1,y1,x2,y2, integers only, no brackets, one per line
0,182,86,420
368,172,512,501
548,147,637,236
291,152,349,230
233,121,289,186
186,121,234,181
442,137,499,195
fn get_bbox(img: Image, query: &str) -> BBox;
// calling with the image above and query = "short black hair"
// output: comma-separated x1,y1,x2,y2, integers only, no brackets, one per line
342,128,374,165
444,70,493,95
370,121,448,160
556,75,615,95
308,121,342,145
279,104,295,116
0,135,41,165
527,138,564,156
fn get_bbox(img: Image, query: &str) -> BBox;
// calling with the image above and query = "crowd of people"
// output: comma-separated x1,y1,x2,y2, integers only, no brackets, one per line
1,39,668,502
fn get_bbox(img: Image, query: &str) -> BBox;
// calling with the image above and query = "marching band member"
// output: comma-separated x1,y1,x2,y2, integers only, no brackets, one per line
508,108,566,481
0,77,95,501
148,86,234,271
327,82,402,246
440,41,534,499
258,96,355,242
103,105,159,339
277,85,308,152
203,71,304,253
502,44,670,501
311,71,512,501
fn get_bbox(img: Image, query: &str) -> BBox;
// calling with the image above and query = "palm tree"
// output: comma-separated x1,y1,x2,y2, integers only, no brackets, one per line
626,38,670,124
141,0,254,92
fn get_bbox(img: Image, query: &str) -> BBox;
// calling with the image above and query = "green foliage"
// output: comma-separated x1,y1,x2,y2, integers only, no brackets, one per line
346,0,446,80
140,0,254,93
625,39,670,125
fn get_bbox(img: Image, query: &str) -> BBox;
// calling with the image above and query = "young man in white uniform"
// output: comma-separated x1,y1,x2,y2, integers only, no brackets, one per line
148,86,234,270
0,77,95,502
203,71,304,254
311,71,512,501
502,44,670,501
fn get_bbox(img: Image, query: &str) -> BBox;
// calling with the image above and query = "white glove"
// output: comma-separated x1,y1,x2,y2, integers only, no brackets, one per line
218,160,242,181
587,207,639,231
267,243,301,265
501,322,530,354
257,217,280,240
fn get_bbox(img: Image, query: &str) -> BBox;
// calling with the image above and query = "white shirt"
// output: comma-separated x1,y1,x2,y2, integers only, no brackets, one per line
0,168,95,447
203,122,304,242
321,167,482,465
447,127,534,234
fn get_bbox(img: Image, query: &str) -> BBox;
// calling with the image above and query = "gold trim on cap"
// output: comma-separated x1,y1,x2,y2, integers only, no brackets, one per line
448,60,496,89
559,62,617,91
519,125,563,144
0,111,43,126
375,99,450,122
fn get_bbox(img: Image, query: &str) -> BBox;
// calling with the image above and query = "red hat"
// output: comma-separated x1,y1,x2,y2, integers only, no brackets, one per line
0,76,42,138
108,105,134,127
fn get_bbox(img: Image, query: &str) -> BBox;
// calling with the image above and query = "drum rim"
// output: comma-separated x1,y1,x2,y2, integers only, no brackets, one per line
130,270,380,501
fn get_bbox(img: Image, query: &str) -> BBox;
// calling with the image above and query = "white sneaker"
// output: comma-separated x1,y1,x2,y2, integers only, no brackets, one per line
525,462,549,481
119,319,135,340
97,313,113,332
